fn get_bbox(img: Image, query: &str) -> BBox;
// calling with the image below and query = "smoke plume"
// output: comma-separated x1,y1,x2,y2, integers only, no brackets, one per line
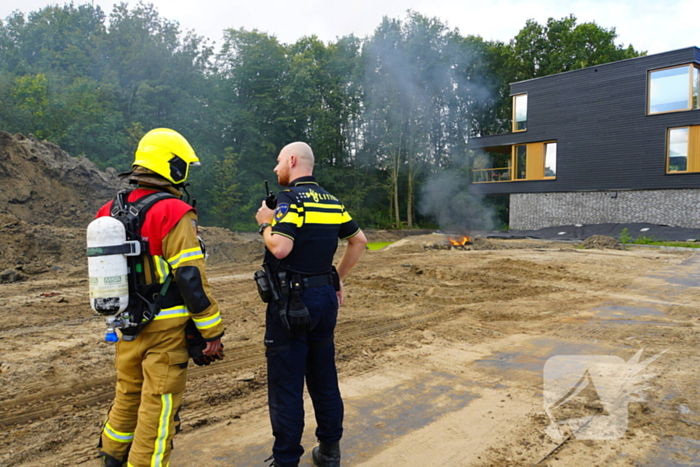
419,170,495,232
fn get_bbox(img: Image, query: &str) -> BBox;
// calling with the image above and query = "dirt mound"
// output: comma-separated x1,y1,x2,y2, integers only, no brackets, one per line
580,235,624,250
364,229,434,243
0,212,86,272
0,132,130,273
199,227,264,265
0,133,265,273
0,132,126,227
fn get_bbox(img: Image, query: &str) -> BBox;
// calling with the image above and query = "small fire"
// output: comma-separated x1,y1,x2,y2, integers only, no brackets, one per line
448,236,470,246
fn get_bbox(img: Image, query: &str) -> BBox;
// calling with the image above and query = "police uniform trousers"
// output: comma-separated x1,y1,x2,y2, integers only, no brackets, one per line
100,323,189,467
265,283,344,467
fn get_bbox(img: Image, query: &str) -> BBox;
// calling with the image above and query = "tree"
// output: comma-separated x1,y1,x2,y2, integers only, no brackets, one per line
361,12,477,228
361,16,407,228
10,73,52,139
207,148,241,229
509,15,644,81
0,4,106,78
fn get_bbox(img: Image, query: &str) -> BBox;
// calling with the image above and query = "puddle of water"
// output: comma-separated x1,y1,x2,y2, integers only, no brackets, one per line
638,436,700,467
602,319,679,327
647,274,700,288
186,371,478,465
344,371,478,463
592,305,665,318
475,338,610,377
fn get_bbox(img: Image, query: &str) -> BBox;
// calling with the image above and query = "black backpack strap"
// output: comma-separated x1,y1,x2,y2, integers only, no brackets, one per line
109,190,179,338
129,191,177,228
125,191,178,283
111,190,176,245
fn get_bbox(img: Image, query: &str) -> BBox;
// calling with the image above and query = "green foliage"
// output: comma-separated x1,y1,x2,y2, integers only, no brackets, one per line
509,15,644,82
206,148,242,229
635,241,700,248
616,229,700,248
619,228,633,244
10,73,51,138
0,5,644,231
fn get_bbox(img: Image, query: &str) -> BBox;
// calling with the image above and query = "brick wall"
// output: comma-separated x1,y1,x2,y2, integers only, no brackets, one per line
510,189,700,230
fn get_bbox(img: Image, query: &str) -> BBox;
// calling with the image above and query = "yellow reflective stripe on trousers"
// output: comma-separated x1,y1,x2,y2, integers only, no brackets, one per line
167,247,204,267
104,421,134,443
153,306,189,321
192,311,222,330
151,393,173,467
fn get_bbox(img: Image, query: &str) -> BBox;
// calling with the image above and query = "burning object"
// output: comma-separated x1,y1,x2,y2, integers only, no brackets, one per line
448,236,471,247
424,234,473,251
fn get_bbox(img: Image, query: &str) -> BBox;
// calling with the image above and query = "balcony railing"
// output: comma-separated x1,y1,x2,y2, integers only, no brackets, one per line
472,167,511,183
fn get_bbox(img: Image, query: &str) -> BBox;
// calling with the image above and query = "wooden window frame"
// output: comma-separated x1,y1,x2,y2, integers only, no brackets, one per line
512,93,527,132
648,64,700,115
513,144,528,179
666,126,700,174
543,141,557,179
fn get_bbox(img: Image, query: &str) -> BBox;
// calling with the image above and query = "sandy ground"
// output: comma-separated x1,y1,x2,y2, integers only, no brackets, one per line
1,235,700,467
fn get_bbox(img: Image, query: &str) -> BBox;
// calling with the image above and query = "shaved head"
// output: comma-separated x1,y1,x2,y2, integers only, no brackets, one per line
281,142,314,170
274,141,315,186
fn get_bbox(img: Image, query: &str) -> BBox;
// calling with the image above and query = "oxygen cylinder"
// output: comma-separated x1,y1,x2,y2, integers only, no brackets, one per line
87,216,130,315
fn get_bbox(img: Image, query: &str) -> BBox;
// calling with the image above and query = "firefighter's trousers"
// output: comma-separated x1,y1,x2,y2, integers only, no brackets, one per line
100,323,189,467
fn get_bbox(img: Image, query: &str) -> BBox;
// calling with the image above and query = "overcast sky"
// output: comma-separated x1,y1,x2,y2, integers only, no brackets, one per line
1,0,697,55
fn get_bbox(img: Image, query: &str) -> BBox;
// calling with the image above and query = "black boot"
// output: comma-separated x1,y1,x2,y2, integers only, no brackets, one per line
312,441,341,467
99,452,125,467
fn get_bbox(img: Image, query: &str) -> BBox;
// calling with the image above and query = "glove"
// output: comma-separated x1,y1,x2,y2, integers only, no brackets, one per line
193,343,224,366
185,320,225,366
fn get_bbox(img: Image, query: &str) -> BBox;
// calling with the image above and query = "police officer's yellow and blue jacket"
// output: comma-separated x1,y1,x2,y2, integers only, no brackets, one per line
266,176,360,274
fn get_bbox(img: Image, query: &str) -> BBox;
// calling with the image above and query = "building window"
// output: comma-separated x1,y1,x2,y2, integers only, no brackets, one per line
472,141,557,183
649,64,700,114
513,94,527,131
514,145,527,179
667,127,692,173
694,66,699,109
544,142,557,178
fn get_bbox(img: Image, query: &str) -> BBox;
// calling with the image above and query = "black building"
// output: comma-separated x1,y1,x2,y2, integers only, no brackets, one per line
468,46,700,229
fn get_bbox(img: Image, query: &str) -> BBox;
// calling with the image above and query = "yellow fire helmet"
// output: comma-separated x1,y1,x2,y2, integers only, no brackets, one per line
133,128,200,184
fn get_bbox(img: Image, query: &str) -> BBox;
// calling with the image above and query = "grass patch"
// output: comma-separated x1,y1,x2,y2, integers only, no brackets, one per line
631,240,700,248
619,228,700,248
366,241,394,251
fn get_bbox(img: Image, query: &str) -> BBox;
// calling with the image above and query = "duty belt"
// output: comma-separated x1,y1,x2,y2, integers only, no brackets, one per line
288,268,339,292
299,273,333,289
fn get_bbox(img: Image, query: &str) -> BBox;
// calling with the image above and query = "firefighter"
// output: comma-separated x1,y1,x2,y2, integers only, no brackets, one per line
255,142,367,467
96,128,224,467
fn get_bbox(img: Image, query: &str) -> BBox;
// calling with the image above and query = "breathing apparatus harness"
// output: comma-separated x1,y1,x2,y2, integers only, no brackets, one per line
111,189,180,340
85,189,181,342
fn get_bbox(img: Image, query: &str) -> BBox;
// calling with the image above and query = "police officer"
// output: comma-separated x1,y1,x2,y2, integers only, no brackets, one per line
256,142,367,467
96,128,224,467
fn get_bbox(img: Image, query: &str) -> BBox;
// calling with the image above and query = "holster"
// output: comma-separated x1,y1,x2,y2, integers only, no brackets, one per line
254,264,284,303
254,270,275,303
